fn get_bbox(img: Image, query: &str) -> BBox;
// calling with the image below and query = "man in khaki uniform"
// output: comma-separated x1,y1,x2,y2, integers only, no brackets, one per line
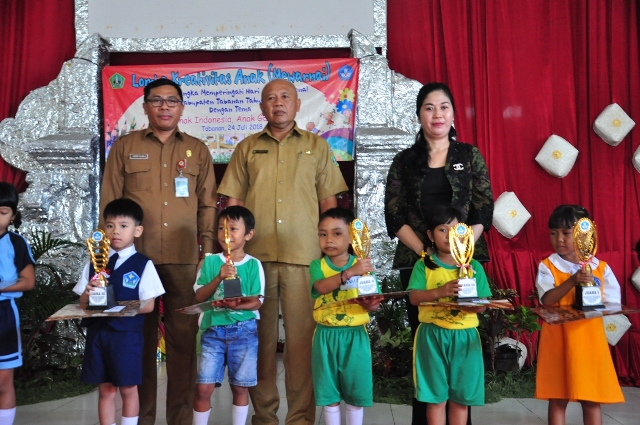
100,79,217,425
218,79,348,425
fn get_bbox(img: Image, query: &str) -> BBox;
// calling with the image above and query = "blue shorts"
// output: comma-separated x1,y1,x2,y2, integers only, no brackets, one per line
197,319,258,387
81,324,143,386
0,299,21,369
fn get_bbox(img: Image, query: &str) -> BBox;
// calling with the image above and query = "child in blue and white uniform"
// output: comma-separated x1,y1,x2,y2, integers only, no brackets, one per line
73,198,165,425
0,183,36,425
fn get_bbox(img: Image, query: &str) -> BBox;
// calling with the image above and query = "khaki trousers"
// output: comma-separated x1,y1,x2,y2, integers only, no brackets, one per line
250,263,316,425
139,264,198,425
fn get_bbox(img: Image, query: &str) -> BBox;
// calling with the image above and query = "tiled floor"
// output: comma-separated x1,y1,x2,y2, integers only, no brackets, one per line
14,357,640,424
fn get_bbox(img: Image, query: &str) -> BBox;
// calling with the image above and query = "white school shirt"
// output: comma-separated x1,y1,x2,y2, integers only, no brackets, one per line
73,244,165,301
535,253,621,304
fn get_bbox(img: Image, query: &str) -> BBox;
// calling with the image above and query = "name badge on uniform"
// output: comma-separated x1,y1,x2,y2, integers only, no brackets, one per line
175,159,189,198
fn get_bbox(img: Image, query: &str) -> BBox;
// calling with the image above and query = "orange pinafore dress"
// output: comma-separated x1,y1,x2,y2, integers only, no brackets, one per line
534,257,624,403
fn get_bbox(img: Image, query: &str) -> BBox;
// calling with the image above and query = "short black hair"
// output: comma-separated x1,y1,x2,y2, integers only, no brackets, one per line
219,206,255,234
103,198,144,225
143,78,183,101
548,205,590,229
318,207,355,226
0,182,22,228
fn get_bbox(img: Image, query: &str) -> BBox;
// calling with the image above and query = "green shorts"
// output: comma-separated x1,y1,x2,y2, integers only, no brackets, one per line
312,324,373,407
413,323,485,405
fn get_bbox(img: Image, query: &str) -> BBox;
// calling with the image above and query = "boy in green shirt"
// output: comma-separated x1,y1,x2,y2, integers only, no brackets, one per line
192,206,265,425
309,207,383,425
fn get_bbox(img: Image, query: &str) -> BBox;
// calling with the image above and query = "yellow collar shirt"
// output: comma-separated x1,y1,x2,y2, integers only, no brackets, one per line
100,127,218,265
218,124,348,265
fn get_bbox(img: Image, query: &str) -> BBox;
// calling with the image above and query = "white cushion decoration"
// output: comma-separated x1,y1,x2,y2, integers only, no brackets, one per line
632,266,640,292
593,103,635,146
492,192,531,238
633,145,640,173
602,315,632,346
497,337,527,370
535,135,579,178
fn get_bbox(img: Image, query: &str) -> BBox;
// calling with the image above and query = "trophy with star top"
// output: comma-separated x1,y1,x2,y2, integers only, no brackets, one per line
345,218,379,295
572,218,604,310
86,229,117,310
222,217,242,298
449,222,479,302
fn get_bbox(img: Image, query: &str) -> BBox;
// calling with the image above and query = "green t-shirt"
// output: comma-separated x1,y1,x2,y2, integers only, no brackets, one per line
309,255,381,327
407,255,491,329
195,253,265,328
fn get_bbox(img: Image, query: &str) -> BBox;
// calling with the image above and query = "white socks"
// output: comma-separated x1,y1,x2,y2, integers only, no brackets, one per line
193,406,247,425
232,404,249,425
0,408,16,425
345,404,363,425
323,405,341,425
121,416,138,425
322,404,364,425
193,408,211,425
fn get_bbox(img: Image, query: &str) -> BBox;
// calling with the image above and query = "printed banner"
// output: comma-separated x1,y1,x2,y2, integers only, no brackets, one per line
102,58,359,162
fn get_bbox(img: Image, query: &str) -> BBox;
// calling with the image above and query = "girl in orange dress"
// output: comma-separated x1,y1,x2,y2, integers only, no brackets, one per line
535,205,624,425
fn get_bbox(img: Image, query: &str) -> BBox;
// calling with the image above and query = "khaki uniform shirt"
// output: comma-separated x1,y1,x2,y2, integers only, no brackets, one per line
218,124,348,265
100,128,217,265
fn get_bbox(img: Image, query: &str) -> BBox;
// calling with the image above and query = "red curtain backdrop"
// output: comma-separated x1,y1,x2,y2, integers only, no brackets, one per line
2,0,639,384
0,0,76,191
388,0,640,385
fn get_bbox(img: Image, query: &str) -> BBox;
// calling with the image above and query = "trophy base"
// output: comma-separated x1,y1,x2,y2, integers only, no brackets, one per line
457,278,478,301
574,285,604,311
223,278,243,298
86,285,118,310
356,275,378,295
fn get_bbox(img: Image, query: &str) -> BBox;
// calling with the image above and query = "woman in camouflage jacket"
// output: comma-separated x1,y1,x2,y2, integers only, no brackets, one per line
384,82,493,425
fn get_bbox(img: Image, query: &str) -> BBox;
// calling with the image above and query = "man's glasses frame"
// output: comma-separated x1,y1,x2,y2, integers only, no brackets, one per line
145,97,182,107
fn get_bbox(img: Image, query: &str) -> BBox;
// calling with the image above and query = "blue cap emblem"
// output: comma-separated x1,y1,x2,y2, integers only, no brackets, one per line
579,220,591,231
353,219,364,231
92,231,103,241
455,224,466,235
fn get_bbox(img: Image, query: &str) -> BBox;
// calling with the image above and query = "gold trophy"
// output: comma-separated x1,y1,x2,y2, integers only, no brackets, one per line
222,217,242,298
85,229,117,310
347,218,378,295
573,218,604,310
449,223,479,302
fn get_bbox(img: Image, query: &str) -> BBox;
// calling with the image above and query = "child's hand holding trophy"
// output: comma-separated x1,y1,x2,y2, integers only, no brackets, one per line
85,229,117,310
449,223,479,302
345,218,379,295
572,218,604,310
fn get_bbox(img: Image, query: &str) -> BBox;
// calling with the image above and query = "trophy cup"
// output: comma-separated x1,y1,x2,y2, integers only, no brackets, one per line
222,217,242,298
85,229,117,310
449,223,479,302
346,218,378,295
573,218,604,310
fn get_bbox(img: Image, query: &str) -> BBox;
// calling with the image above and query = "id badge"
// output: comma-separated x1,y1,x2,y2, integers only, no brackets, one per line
175,176,189,197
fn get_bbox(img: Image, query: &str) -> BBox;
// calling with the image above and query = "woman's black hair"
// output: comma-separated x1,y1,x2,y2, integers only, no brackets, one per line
412,82,457,167
423,205,465,270
0,182,22,228
635,239,640,262
547,205,590,229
